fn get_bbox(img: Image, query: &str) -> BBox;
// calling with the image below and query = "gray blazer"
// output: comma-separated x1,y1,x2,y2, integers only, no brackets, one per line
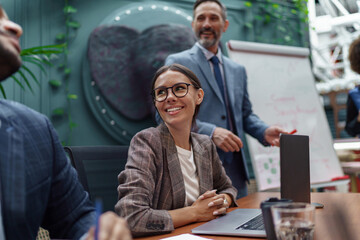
116,123,237,237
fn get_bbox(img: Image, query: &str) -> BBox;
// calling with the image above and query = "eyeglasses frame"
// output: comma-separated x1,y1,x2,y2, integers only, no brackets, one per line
151,82,197,102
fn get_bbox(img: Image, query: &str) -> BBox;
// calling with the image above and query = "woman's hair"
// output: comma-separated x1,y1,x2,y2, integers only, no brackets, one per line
151,63,203,128
349,37,360,74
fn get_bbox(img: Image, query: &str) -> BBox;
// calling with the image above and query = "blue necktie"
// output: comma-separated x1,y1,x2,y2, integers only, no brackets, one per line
210,56,225,99
210,56,238,165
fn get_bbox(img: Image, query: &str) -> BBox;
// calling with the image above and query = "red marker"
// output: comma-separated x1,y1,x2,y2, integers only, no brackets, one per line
289,129,297,135
331,175,349,181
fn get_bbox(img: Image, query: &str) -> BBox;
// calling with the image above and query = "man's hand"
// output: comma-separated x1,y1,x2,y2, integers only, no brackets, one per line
86,212,132,240
264,126,286,147
212,127,243,152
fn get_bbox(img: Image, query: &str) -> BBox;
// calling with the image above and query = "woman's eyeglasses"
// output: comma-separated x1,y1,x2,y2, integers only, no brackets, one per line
152,82,196,102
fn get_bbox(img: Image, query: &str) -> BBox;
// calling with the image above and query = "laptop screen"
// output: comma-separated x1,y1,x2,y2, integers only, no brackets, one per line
280,134,310,203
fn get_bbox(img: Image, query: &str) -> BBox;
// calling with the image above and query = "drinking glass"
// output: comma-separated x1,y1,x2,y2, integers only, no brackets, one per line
271,202,315,240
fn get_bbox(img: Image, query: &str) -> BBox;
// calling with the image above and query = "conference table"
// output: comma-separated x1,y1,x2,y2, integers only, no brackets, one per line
135,192,360,239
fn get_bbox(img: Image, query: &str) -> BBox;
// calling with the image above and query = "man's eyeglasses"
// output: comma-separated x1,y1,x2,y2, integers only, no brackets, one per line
152,82,196,102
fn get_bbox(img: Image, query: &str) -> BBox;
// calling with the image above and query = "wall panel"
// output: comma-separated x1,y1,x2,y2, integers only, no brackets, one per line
1,0,307,146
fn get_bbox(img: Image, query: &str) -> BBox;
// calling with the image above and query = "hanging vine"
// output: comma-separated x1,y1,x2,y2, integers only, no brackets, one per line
52,0,81,145
244,0,309,46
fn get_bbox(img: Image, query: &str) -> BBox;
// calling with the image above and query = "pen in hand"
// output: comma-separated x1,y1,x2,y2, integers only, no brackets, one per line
289,129,297,135
95,199,103,240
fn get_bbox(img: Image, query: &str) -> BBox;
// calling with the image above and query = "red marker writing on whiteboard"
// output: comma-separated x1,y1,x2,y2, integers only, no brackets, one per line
289,129,297,134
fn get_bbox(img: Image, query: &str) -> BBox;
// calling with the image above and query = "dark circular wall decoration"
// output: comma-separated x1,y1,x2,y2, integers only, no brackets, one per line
83,2,196,144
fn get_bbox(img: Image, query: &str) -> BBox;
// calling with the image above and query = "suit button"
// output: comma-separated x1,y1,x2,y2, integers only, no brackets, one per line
221,115,226,120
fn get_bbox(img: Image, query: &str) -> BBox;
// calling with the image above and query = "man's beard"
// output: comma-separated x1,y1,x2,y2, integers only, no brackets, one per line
0,36,21,81
196,27,219,49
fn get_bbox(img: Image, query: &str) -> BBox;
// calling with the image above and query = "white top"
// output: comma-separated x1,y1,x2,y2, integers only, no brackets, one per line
176,145,200,206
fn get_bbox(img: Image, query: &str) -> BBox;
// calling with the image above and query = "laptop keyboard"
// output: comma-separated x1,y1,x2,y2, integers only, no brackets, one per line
235,214,265,231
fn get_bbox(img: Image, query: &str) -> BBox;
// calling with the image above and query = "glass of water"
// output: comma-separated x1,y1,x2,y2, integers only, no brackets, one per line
271,202,315,240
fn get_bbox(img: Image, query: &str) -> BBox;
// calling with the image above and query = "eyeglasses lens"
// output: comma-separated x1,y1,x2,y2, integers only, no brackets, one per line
154,83,189,102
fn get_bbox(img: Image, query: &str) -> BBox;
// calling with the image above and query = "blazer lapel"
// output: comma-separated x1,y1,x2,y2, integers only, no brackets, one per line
0,108,26,234
191,133,212,194
189,45,224,103
158,124,186,209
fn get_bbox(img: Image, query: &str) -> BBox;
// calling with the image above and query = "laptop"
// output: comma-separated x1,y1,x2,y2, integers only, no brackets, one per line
191,134,310,238
191,208,265,237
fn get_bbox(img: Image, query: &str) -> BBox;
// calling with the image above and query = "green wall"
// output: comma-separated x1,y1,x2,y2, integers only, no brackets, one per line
2,0,308,146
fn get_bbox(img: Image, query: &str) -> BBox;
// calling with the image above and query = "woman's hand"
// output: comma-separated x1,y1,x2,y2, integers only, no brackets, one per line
169,190,232,228
191,190,230,222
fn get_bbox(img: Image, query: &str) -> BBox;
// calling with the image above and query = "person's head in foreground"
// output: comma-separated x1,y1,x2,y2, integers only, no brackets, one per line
0,5,22,80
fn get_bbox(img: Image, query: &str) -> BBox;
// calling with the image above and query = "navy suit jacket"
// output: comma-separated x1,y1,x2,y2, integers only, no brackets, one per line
0,99,95,239
165,44,269,194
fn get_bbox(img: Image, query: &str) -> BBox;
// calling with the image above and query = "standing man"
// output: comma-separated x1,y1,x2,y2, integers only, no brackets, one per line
0,5,131,240
165,0,285,198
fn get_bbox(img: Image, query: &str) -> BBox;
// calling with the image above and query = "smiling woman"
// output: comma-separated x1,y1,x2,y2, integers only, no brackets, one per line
116,63,237,237
151,64,203,135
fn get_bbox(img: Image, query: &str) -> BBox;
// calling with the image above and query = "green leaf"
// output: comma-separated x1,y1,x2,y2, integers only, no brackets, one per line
272,4,279,9
69,121,78,129
244,1,252,7
22,54,52,65
20,43,65,55
264,15,271,23
284,35,292,42
66,21,81,29
273,13,281,19
10,75,25,90
277,26,286,32
49,80,62,87
20,64,40,86
254,15,263,21
0,83,6,98
64,68,71,75
16,70,34,93
56,33,66,40
245,22,253,28
67,94,78,100
291,9,298,14
21,58,48,75
63,5,77,14
52,108,65,116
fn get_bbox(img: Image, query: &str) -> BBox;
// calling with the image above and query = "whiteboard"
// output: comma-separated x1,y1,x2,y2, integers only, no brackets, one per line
227,40,344,191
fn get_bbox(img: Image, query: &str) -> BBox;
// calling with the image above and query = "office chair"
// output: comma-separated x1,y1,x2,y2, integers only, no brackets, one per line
64,145,129,212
